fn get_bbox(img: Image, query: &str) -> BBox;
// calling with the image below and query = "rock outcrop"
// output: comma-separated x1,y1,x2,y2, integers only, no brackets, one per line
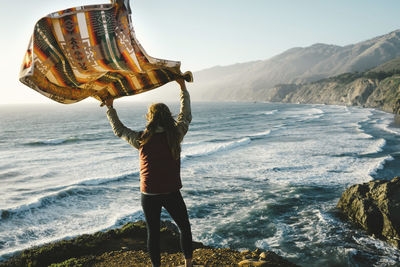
0,221,203,267
337,177,400,248
0,221,298,267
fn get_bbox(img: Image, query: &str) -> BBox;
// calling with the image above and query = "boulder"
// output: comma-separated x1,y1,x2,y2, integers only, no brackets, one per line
337,177,400,248
238,250,298,267
238,259,269,267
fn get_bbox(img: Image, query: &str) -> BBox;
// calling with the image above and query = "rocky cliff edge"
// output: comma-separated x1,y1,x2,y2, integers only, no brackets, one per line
0,221,298,267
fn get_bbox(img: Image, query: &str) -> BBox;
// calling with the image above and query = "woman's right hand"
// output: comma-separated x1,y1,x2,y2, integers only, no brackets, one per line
104,98,114,107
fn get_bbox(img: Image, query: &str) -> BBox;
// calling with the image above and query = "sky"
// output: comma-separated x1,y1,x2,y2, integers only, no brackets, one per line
0,0,399,105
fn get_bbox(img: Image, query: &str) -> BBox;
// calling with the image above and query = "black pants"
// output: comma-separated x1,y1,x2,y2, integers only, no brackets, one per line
141,190,193,266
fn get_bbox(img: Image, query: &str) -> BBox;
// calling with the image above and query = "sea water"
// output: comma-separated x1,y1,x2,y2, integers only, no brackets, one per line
0,102,400,266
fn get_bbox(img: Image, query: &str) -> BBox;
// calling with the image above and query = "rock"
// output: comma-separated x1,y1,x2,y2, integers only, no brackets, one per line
337,177,400,248
253,248,261,255
0,210,10,220
259,252,267,260
238,250,298,267
239,259,269,267
394,114,400,126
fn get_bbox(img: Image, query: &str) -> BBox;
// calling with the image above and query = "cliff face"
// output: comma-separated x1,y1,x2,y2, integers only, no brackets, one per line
266,75,400,114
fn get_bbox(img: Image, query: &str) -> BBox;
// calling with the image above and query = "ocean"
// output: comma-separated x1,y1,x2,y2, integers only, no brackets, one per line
0,101,400,266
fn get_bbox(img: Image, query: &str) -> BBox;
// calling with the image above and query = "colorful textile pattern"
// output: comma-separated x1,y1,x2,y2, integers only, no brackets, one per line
20,0,188,104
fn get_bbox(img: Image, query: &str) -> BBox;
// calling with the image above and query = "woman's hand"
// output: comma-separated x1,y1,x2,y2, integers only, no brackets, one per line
176,78,187,90
103,98,114,108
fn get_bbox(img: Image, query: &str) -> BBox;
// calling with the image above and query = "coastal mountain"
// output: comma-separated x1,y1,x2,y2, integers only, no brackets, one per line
266,69,400,114
188,29,400,102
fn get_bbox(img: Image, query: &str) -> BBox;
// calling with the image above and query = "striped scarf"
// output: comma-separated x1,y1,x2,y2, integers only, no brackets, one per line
20,0,187,104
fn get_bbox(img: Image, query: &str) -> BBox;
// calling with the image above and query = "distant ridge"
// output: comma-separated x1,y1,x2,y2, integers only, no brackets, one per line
188,29,400,102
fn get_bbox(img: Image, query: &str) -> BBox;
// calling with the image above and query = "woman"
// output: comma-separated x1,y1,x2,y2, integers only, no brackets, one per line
104,78,193,267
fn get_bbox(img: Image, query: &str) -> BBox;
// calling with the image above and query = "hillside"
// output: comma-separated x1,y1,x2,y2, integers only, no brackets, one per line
370,57,400,72
187,29,400,102
266,68,400,114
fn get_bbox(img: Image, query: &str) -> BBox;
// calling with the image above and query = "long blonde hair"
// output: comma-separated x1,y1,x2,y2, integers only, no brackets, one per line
139,103,180,159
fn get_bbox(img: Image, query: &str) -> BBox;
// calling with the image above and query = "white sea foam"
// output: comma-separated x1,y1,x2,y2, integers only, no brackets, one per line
251,109,278,116
25,137,80,146
0,189,84,220
308,108,324,114
254,135,394,186
0,171,139,219
0,184,143,258
247,130,271,138
371,111,400,135
354,121,374,139
0,208,144,260
377,121,400,136
360,138,386,155
39,139,67,145
356,131,374,139
254,228,283,250
352,236,400,266
382,126,400,135
264,110,278,115
76,171,138,186
182,140,203,146
368,155,394,176
182,137,251,159
284,107,325,122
